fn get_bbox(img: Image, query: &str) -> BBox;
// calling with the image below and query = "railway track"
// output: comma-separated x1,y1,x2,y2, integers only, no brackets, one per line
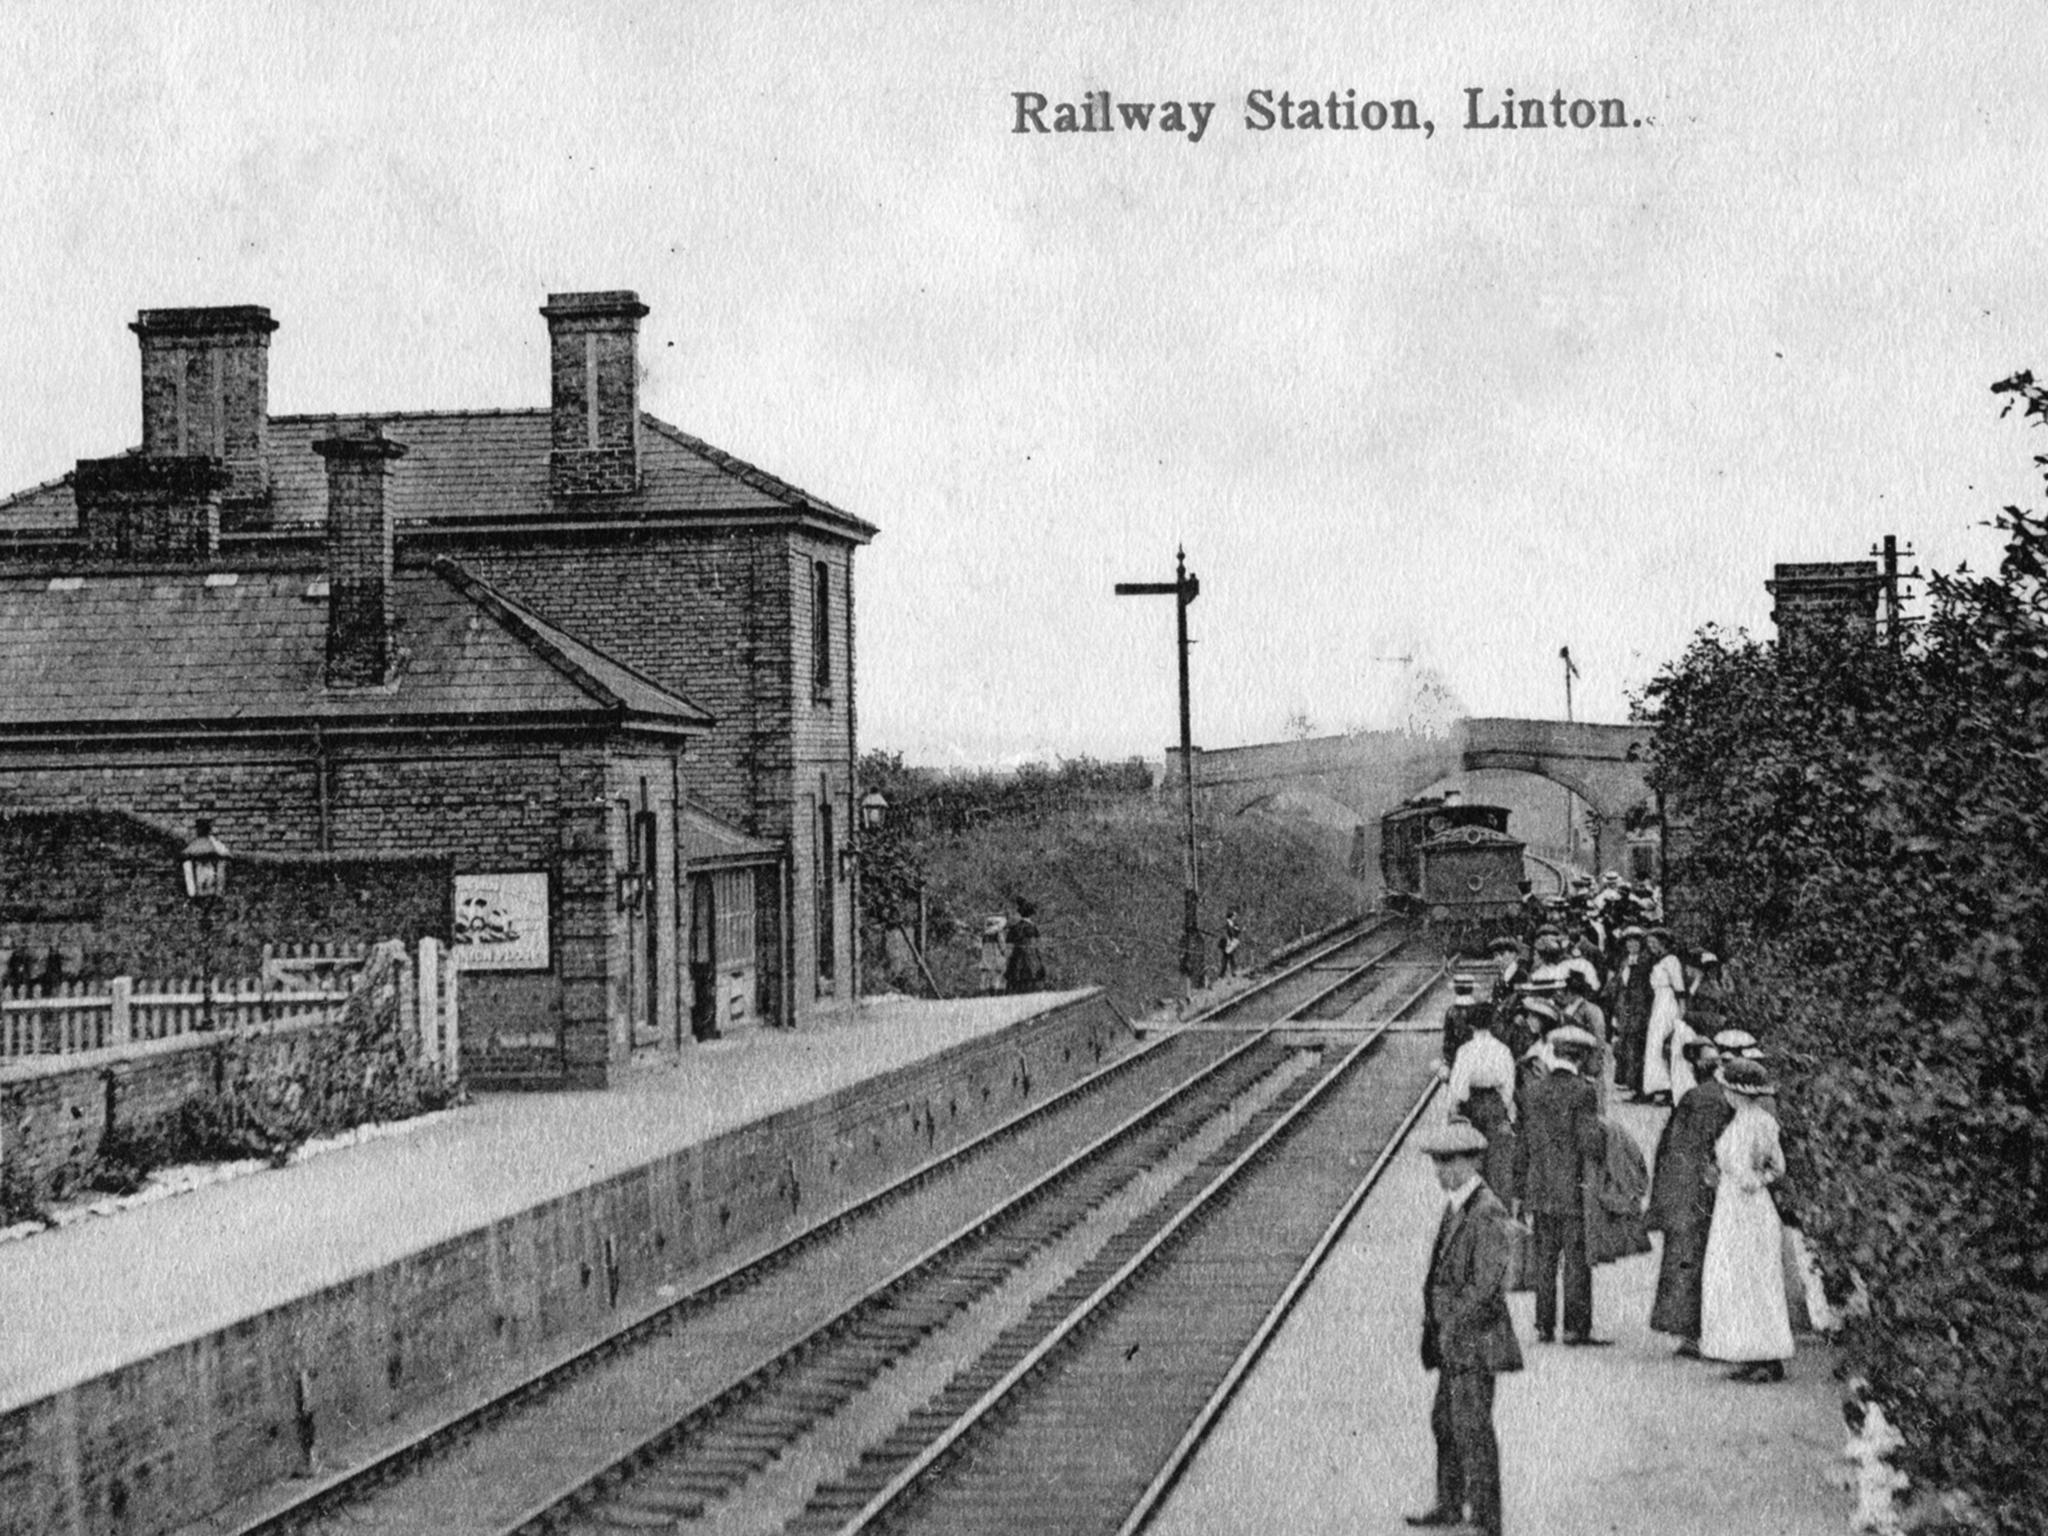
212,914,1437,1536
1195,916,1433,1027
786,988,1443,1536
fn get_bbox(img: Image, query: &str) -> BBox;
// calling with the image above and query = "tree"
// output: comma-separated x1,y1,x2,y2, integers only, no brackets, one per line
1635,377,2048,1534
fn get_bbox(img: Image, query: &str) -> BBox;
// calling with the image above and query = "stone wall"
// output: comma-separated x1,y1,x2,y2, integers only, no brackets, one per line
1,938,456,1210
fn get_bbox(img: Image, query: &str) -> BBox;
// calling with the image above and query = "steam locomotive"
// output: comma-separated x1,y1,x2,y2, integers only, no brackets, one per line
1379,795,1526,934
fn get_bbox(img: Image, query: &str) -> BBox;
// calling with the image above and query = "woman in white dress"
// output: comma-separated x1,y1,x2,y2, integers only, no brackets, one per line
1699,1059,1794,1381
1641,929,1688,1104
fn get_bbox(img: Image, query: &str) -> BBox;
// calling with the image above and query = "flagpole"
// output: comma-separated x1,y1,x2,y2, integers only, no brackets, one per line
1560,646,1577,872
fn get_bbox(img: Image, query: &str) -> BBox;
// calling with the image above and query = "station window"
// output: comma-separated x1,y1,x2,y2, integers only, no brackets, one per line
815,799,837,989
812,560,832,699
713,868,756,968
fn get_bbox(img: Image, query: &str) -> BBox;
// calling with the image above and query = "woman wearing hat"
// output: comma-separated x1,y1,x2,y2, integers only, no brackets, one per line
977,917,1010,995
1698,1059,1794,1382
1641,929,1687,1106
1003,898,1046,993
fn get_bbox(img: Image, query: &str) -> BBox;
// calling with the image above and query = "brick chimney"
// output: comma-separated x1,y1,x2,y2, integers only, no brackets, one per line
541,290,650,497
130,305,279,504
315,422,407,689
72,455,228,562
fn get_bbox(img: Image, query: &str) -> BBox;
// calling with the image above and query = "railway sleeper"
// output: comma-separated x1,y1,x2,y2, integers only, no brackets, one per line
581,1501,691,1530
605,1488,708,1518
633,1470,736,1497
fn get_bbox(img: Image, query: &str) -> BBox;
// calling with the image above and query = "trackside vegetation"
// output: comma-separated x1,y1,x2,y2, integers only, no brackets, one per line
1639,373,2048,1535
855,752,1366,1015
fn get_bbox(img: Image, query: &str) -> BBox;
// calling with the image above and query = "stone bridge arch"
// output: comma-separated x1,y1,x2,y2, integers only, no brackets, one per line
1459,717,1655,877
1174,718,1657,881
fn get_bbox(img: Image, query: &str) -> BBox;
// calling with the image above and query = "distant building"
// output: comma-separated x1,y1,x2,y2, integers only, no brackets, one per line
0,294,875,1087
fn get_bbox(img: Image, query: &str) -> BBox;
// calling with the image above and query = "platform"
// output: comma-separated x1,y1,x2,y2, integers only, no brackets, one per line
1148,1100,1851,1536
0,988,1133,1536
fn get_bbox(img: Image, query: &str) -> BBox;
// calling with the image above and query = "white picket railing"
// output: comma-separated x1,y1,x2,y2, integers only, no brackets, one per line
0,976,350,1059
0,939,457,1068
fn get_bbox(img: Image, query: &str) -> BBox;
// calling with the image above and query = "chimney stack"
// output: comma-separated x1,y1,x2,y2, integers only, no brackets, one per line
73,455,228,562
315,422,407,689
130,305,279,504
540,291,650,497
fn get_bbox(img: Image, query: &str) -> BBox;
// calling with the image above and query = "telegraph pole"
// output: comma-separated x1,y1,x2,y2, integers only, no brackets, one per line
1869,534,1917,654
1116,547,1204,992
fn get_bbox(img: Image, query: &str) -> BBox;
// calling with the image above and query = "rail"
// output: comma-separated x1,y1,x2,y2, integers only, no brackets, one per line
834,965,1447,1534
225,1023,1225,1536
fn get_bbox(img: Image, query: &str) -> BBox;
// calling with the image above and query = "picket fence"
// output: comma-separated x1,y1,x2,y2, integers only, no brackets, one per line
0,940,454,1067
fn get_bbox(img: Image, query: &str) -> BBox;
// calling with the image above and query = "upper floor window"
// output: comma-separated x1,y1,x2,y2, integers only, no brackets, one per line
812,560,833,699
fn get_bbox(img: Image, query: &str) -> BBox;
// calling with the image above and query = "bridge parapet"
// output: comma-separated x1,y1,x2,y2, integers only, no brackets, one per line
1462,717,1649,764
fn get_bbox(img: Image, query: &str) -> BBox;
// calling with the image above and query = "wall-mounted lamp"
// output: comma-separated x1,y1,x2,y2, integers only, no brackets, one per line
181,817,231,902
616,867,647,913
860,791,889,832
181,818,230,1035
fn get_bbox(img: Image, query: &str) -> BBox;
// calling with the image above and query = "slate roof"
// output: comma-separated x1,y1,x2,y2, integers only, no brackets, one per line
0,560,712,735
680,802,782,868
0,412,877,541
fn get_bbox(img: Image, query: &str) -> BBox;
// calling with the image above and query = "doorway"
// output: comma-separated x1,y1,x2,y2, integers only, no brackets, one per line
689,872,718,1041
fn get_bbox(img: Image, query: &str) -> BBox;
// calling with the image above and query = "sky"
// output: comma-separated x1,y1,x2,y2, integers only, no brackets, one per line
3,1,2046,765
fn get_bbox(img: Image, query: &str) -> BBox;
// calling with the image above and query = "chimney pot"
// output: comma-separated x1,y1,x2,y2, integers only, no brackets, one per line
540,290,650,498
315,421,407,689
130,305,279,504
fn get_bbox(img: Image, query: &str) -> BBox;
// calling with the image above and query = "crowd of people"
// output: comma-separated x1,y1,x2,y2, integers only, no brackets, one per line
1412,873,1812,1536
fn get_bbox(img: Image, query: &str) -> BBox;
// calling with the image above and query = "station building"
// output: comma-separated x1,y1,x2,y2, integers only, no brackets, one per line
0,293,875,1087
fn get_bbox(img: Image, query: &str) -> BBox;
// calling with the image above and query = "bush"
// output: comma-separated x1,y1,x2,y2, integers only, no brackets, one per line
1638,375,2048,1534
81,947,462,1198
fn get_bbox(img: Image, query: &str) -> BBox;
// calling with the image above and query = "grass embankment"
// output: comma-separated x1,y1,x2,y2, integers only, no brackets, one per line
874,800,1366,1016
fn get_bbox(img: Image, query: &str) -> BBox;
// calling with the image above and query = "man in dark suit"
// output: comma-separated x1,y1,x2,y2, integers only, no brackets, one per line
1511,1024,1608,1345
1409,1120,1523,1536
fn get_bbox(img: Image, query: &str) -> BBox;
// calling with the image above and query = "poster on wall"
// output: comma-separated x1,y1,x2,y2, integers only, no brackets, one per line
452,873,551,972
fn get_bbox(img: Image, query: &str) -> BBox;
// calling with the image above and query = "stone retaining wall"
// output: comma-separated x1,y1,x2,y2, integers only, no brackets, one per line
0,991,1132,1536
2,940,457,1210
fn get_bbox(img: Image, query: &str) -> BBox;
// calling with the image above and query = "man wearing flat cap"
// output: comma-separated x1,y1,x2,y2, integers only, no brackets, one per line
1410,1121,1522,1536
1512,1024,1608,1345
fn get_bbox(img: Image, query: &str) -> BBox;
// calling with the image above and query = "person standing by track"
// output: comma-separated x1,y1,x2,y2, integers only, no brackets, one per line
1409,1120,1522,1536
1444,1007,1518,1200
1218,909,1244,978
1003,898,1046,993
977,917,1009,996
1512,1025,1608,1346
